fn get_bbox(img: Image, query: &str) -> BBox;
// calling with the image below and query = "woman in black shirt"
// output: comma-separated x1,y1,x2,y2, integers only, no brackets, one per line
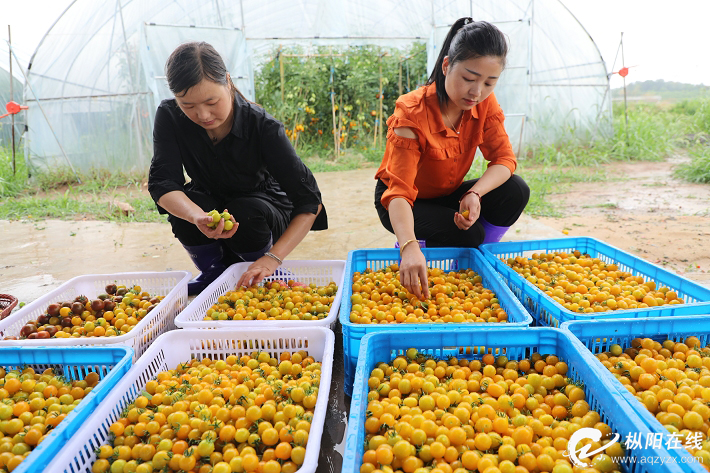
149,42,327,295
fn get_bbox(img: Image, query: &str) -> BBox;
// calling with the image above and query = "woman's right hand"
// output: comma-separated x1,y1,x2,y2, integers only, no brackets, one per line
194,209,239,239
399,244,430,300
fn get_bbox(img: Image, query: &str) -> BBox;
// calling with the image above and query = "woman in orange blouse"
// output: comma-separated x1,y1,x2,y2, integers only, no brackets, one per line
375,18,529,298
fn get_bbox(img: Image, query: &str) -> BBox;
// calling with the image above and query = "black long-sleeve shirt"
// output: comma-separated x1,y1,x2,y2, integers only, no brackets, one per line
148,93,327,230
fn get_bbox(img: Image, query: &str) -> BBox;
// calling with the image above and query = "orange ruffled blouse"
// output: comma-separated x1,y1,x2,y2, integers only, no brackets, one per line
375,82,517,209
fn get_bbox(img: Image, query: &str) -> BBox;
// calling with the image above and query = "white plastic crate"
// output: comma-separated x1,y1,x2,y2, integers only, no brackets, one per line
47,327,335,473
175,260,345,329
0,271,191,360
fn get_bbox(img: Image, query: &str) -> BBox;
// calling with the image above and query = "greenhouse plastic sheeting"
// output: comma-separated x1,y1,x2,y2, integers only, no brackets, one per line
140,24,254,113
24,0,611,172
0,43,26,151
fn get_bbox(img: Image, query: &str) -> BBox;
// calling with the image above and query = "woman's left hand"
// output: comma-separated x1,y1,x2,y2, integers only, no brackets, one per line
454,192,481,230
236,255,281,288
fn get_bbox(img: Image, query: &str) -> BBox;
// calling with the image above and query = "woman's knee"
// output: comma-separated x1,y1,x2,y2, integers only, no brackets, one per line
167,215,211,246
426,222,484,248
375,205,394,234
374,183,395,234
508,174,530,206
183,190,219,212
225,196,277,224
465,222,485,248
223,198,280,250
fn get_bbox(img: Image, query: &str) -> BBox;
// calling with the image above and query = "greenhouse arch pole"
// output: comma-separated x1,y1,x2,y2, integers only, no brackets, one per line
398,59,402,97
279,46,285,102
117,0,145,165
524,0,534,156
620,32,628,144
26,0,77,72
214,0,224,27
378,52,385,148
556,0,613,139
329,53,339,159
8,26,15,174
101,4,119,108
8,43,80,182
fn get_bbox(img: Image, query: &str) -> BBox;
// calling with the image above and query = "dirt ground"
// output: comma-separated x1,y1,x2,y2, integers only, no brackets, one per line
1,159,708,304
535,156,710,287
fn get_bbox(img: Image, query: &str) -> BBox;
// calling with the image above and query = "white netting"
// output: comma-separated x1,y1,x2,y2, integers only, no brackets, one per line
21,0,611,171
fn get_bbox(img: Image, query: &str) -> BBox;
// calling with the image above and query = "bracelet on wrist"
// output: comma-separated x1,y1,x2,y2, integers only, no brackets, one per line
399,239,419,255
264,251,282,265
459,189,482,204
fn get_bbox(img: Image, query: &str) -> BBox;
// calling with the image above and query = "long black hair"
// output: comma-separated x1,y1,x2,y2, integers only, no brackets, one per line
427,18,508,105
165,41,246,101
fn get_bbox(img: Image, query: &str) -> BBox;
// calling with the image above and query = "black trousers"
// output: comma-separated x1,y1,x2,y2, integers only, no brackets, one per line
168,189,290,254
375,175,530,248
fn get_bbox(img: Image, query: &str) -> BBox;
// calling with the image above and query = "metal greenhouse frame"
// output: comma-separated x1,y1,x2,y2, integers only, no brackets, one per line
18,0,611,171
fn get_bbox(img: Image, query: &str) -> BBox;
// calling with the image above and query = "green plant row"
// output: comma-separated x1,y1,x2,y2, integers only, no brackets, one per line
254,43,428,157
526,101,708,166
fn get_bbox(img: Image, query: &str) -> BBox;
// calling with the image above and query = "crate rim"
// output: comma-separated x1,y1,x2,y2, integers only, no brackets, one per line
479,237,710,321
562,316,710,471
0,270,191,346
0,293,18,319
344,326,697,473
561,315,710,333
338,247,534,329
2,345,133,473
46,327,334,473
175,259,346,329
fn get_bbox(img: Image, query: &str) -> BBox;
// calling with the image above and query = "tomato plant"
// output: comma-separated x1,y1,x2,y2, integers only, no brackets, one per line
254,44,427,157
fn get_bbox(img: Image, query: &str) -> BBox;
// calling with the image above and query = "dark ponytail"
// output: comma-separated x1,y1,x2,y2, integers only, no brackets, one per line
165,41,246,101
427,18,508,105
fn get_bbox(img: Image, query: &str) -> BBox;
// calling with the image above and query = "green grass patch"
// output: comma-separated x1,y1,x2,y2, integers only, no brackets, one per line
671,98,710,134
31,168,145,194
0,152,163,222
527,102,695,167
464,155,610,218
582,202,619,209
0,191,164,222
0,148,30,198
674,145,710,184
670,99,710,183
302,148,380,172
518,165,609,218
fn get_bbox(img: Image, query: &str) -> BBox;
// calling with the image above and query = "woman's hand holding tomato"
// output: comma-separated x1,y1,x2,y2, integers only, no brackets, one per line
194,209,238,239
454,192,480,230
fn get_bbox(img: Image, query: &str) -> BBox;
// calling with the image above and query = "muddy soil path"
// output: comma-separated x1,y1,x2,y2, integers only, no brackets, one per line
536,156,710,287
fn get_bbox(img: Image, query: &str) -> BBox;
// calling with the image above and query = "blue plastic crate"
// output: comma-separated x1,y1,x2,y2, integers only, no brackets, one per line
1,346,133,473
480,237,710,327
564,316,710,472
343,327,693,473
339,248,533,396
